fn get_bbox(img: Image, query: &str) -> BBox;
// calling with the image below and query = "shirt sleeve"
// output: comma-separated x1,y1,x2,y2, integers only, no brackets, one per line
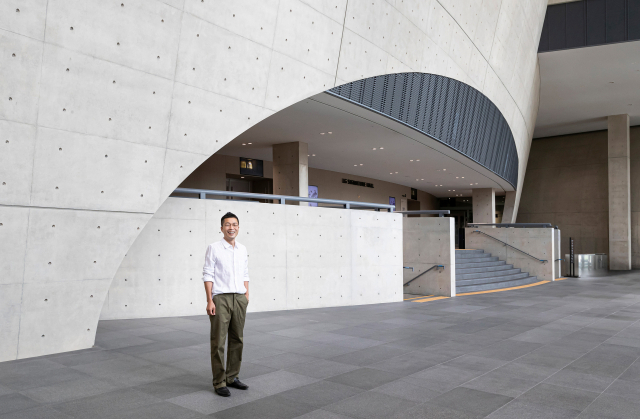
243,248,250,282
202,245,215,283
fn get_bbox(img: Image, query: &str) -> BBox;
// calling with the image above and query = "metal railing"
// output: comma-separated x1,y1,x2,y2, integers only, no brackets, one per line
403,264,445,286
468,223,553,228
396,210,450,218
173,188,396,212
472,230,547,263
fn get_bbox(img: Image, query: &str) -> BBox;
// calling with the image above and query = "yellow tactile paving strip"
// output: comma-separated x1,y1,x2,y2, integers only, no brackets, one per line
406,278,569,303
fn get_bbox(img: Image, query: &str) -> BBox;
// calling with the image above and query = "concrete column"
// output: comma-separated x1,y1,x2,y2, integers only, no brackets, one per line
501,191,517,223
273,142,309,204
608,114,631,270
472,188,495,223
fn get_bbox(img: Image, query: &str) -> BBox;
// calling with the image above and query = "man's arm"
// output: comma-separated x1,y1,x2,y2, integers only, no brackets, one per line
205,282,215,315
243,249,250,303
203,245,215,315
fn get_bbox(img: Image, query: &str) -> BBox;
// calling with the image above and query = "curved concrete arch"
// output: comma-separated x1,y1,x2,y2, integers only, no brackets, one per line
0,0,546,361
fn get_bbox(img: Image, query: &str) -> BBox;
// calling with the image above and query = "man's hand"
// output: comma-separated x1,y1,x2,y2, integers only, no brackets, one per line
206,300,216,316
245,293,249,304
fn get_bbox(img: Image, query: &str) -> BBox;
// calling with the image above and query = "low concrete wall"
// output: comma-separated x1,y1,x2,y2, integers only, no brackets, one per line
100,198,403,319
403,217,455,297
465,227,556,281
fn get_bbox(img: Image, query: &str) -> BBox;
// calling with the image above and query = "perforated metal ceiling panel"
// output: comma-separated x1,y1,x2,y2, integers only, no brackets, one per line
327,73,519,189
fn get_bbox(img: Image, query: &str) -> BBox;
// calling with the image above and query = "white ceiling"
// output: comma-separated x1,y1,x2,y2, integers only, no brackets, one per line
535,40,640,138
220,93,514,198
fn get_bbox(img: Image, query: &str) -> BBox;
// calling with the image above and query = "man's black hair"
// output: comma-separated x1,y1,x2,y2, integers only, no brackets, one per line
221,212,239,226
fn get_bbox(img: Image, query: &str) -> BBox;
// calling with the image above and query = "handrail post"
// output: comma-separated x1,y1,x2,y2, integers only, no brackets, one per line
199,193,206,199
280,198,286,205
345,203,350,209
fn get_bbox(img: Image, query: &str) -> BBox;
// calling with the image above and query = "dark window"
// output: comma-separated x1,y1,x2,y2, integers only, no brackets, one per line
586,0,606,45
549,5,567,50
539,14,550,51
630,0,640,40
566,1,586,48
606,0,626,42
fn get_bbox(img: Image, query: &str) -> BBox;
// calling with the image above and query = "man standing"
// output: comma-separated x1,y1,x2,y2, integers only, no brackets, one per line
203,212,250,397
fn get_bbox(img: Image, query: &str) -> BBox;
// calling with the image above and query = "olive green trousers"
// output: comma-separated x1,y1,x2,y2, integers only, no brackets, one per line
209,293,248,389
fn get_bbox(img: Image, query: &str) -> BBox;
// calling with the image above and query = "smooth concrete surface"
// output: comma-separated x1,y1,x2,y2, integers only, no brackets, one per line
0,0,547,361
273,142,309,202
403,217,455,297
100,197,403,320
3,273,640,418
518,130,610,269
501,191,517,224
472,188,496,224
608,115,632,270
465,227,556,281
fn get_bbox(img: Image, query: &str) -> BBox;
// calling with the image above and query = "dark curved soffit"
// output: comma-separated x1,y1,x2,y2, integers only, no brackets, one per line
326,73,518,189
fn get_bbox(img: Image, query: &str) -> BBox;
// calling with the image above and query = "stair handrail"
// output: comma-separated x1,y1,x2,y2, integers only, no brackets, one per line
403,264,445,286
472,230,547,263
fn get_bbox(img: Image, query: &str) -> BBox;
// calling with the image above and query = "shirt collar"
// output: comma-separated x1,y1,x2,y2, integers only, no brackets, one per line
220,238,237,249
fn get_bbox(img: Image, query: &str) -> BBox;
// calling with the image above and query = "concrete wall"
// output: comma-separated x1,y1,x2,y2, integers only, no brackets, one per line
519,127,640,271
466,227,556,281
101,197,402,320
0,0,547,361
403,217,455,297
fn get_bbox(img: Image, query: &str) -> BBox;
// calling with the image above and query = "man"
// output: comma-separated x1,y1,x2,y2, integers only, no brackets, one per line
202,212,250,397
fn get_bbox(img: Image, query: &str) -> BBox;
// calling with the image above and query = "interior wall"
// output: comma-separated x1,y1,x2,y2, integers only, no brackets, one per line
101,197,403,320
178,154,439,212
518,126,640,268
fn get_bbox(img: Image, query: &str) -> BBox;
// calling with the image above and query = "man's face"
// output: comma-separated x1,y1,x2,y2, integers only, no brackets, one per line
221,218,239,241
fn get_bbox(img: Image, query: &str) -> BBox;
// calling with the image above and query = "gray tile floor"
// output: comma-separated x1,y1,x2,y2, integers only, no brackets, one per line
3,272,640,418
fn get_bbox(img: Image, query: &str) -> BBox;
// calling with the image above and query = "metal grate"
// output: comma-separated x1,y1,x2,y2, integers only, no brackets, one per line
539,0,640,52
327,73,519,189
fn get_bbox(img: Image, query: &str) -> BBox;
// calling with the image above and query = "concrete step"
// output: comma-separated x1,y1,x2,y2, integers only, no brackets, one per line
456,268,522,281
456,271,530,286
455,249,484,254
455,250,488,259
456,276,539,293
455,260,505,269
456,264,515,275
455,256,498,264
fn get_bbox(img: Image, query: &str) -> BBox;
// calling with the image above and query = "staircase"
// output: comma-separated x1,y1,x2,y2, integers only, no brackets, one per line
455,249,538,294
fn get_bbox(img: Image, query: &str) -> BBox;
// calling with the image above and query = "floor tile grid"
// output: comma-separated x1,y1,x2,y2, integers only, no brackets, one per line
485,304,640,418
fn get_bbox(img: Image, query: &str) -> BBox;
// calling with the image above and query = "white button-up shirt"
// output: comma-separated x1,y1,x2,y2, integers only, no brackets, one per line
202,239,250,296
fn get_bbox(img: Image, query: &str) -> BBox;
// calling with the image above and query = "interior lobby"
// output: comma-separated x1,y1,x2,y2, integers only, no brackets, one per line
2,0,640,418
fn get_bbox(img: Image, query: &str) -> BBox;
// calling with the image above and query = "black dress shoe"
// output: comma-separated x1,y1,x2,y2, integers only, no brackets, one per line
227,378,249,390
215,386,231,397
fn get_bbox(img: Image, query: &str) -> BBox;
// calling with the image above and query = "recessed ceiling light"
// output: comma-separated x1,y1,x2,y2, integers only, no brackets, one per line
307,154,310,156
248,142,252,145
416,179,419,181
456,177,459,179
461,177,464,178
443,169,446,171
416,159,420,161
242,143,246,145
359,163,363,166
395,171,398,174
373,148,377,150
312,154,316,156
475,183,478,185
328,132,332,134
380,147,384,149
470,184,473,185
320,133,325,135
421,178,424,180
241,177,244,179
410,160,414,162
390,172,393,174
354,164,357,166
